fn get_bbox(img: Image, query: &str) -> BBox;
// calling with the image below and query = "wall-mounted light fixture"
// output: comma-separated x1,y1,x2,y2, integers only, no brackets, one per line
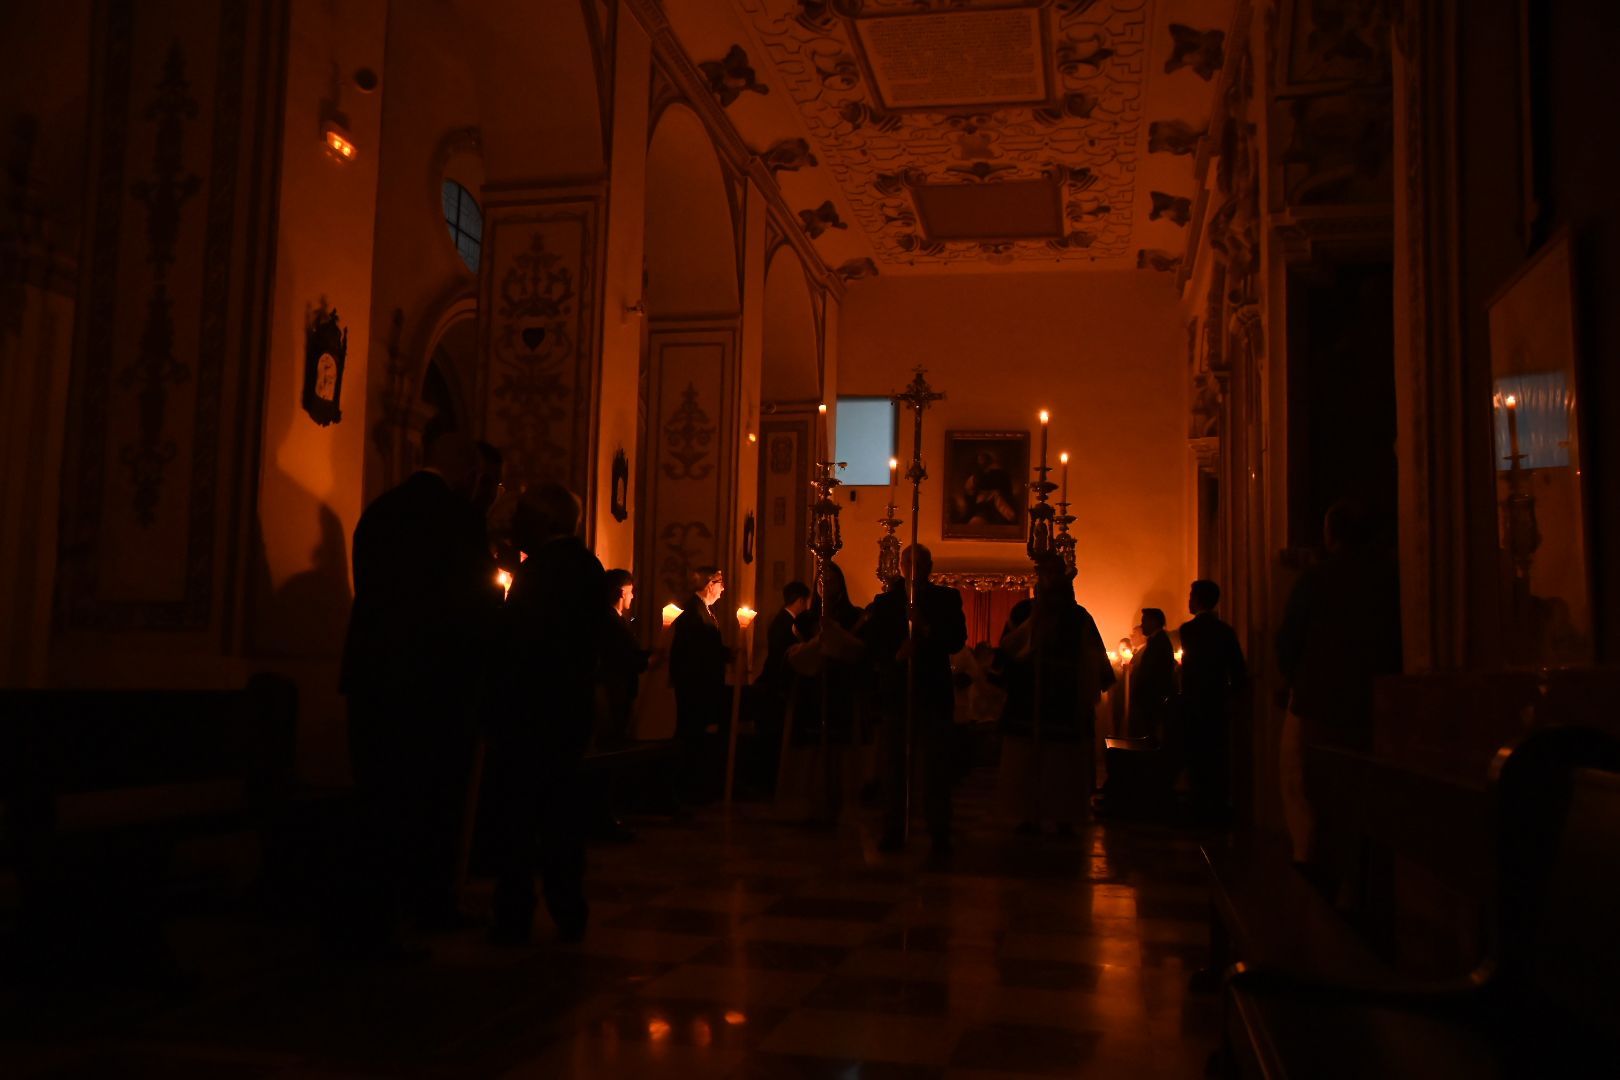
323,117,357,162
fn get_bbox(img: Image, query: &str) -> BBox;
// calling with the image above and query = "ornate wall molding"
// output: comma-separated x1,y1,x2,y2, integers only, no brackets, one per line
57,0,258,633
476,187,604,497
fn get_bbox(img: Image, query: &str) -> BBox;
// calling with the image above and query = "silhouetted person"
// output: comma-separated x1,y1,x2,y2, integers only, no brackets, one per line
864,545,967,852
1128,607,1176,742
761,580,811,698
783,560,866,824
599,569,647,749
670,566,729,803
339,432,499,950
751,580,810,794
1276,499,1401,866
996,555,1113,834
485,484,606,944
591,569,645,843
1178,580,1247,820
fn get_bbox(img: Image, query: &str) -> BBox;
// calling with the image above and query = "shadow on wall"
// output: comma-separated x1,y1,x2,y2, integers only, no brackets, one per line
250,499,353,659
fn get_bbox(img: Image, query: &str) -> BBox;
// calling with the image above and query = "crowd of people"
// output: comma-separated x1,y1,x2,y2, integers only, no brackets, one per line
336,431,1382,958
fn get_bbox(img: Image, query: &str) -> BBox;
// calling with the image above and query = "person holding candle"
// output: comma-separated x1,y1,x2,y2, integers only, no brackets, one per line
484,483,606,945
338,431,502,953
671,566,731,805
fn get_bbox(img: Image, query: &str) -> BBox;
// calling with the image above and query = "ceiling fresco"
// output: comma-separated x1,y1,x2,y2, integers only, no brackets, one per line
657,0,1235,275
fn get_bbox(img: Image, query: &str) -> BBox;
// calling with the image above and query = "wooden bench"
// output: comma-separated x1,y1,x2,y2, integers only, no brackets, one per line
0,675,298,968
1204,726,1620,1078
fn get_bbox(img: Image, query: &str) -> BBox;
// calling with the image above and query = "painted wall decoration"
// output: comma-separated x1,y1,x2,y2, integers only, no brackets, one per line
734,0,1150,267
56,0,268,632
641,327,737,605
302,303,347,426
941,429,1030,542
477,191,601,497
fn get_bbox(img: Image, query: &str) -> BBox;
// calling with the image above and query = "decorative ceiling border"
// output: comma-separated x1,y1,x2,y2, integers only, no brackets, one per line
731,0,1150,267
625,0,847,301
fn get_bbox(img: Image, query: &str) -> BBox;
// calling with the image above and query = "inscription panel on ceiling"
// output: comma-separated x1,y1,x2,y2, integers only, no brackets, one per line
854,8,1048,110
736,0,1149,268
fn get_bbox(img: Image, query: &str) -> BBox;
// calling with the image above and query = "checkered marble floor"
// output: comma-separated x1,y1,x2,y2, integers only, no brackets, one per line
2,770,1222,1078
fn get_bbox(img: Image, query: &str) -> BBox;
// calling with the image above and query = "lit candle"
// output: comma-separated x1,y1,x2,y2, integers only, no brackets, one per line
888,456,899,505
661,602,683,628
1059,450,1069,503
1174,648,1184,664
1504,392,1521,465
817,402,828,460
495,569,513,599
1038,410,1050,476
735,605,757,630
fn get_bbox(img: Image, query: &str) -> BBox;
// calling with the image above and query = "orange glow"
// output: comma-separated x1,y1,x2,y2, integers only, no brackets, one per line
323,126,357,161
1504,393,1518,408
736,605,757,629
661,602,683,628
1174,648,1184,664
692,1019,712,1046
889,457,899,471
495,569,513,598
646,1019,671,1040
747,432,757,443
818,402,828,414
1039,409,1050,424
723,1010,747,1026
1059,451,1069,465
1106,650,1118,664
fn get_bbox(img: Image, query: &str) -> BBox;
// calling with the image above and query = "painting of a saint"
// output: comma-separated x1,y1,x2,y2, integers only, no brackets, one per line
942,430,1029,541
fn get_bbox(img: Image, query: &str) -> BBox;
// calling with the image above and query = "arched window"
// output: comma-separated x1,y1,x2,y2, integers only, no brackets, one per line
441,179,482,273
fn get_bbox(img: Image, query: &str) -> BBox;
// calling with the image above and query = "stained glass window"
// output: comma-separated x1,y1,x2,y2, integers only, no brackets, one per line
442,180,482,273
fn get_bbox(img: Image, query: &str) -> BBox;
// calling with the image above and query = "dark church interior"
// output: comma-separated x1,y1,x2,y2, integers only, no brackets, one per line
3,0,1619,1076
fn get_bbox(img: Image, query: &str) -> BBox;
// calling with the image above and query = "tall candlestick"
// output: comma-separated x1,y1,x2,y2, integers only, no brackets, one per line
1059,451,1069,504
1038,409,1050,473
888,456,899,502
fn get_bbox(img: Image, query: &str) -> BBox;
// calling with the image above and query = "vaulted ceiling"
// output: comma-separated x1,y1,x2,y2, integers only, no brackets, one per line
659,0,1236,278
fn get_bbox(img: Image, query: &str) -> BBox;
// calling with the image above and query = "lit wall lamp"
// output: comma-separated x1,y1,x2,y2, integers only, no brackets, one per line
323,116,357,162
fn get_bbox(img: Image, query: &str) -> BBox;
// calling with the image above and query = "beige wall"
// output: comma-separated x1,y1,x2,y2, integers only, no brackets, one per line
836,272,1191,647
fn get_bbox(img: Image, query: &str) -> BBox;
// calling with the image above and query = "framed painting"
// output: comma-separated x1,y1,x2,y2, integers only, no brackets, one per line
1487,231,1592,666
941,430,1029,542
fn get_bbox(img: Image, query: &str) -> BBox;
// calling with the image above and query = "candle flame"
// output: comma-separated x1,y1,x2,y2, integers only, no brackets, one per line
747,432,757,443
818,402,828,414
1059,451,1069,465
1504,393,1518,407
1039,409,1050,424
1174,648,1184,664
889,457,899,471
736,605,757,629
661,602,683,628
647,1019,671,1040
495,569,513,598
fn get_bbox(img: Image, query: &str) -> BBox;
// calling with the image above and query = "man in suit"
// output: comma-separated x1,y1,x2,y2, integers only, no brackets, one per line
1128,607,1177,743
670,566,729,804
864,545,967,853
485,483,606,944
338,432,500,949
1178,580,1247,820
760,580,811,698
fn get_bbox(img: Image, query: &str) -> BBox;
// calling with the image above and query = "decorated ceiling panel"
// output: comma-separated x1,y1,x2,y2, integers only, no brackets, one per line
655,0,1234,275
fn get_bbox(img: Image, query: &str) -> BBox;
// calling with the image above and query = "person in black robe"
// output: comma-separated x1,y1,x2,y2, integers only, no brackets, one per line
338,432,500,950
1127,608,1177,742
1177,580,1247,820
670,566,729,804
863,545,967,852
484,483,606,944
995,555,1114,833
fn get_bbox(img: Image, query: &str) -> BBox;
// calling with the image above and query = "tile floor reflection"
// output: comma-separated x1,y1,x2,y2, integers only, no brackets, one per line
1,770,1221,1077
